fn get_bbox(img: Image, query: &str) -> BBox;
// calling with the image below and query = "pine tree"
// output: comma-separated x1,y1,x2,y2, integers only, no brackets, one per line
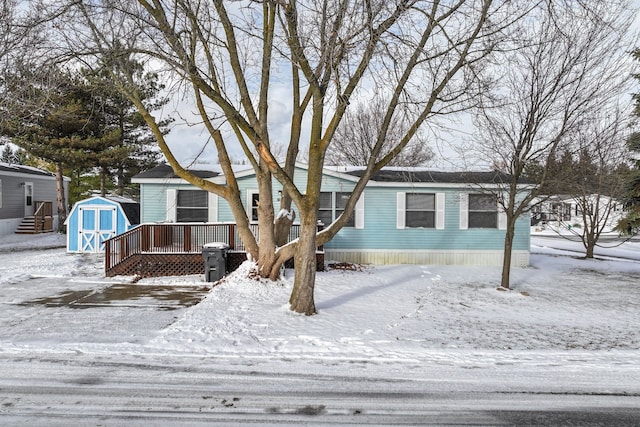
7,67,128,225
83,53,169,198
617,132,640,234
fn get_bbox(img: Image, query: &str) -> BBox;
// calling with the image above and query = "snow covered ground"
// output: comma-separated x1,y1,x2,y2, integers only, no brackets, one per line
0,231,639,424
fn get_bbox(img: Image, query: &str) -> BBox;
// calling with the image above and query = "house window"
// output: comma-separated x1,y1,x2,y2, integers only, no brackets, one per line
176,190,208,222
250,193,259,222
318,192,333,226
468,194,497,228
397,192,444,229
405,193,435,228
319,191,354,227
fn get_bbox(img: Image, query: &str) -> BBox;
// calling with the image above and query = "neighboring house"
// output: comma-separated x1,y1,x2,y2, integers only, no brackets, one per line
65,195,140,253
0,162,69,237
131,164,531,267
531,194,623,232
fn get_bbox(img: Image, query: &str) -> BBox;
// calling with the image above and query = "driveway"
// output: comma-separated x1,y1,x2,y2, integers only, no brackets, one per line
0,251,211,346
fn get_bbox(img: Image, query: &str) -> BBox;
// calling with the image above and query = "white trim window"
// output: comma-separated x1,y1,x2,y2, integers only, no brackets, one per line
167,188,217,223
397,192,445,229
318,191,364,229
176,189,208,222
460,193,506,229
247,190,260,222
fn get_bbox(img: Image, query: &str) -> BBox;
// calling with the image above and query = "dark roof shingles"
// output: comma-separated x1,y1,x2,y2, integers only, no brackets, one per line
133,164,218,179
346,169,526,184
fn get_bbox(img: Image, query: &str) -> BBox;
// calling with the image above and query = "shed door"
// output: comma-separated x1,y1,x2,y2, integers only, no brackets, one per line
78,206,117,252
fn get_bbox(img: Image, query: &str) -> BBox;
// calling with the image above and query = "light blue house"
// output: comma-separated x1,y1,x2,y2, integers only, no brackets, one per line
131,164,531,267
65,195,139,253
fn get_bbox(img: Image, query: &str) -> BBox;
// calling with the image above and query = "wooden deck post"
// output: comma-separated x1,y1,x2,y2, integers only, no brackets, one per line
183,225,192,252
229,224,236,250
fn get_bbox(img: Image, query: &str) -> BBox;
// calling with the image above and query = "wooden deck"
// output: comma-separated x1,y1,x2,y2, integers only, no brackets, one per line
15,201,54,234
104,223,324,278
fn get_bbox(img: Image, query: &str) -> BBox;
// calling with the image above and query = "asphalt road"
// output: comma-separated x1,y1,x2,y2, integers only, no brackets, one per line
1,352,639,426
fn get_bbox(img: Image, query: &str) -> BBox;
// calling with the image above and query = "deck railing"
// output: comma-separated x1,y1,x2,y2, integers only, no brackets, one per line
34,201,54,233
104,222,307,272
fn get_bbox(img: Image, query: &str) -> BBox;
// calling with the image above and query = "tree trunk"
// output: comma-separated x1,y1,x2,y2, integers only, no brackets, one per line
256,169,274,272
117,166,125,196
500,218,515,289
585,230,595,258
55,163,67,233
274,192,296,247
289,216,318,315
585,244,595,258
100,167,107,197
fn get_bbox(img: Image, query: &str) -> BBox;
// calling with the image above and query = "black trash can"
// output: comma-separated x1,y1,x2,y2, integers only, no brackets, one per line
202,242,229,282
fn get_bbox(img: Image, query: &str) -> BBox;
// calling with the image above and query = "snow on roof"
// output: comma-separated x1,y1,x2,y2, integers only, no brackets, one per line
0,162,56,177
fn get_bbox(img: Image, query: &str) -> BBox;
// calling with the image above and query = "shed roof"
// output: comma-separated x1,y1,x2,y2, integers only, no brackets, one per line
105,196,140,225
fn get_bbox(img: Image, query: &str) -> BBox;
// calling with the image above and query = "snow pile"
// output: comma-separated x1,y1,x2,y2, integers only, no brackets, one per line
147,240,640,360
0,232,638,365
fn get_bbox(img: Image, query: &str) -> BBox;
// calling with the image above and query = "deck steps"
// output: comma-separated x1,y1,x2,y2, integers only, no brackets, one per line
15,217,38,234
15,216,54,234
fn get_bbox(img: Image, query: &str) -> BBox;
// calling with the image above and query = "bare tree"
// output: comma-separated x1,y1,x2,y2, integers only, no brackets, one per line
48,0,529,314
467,1,636,289
326,97,434,166
0,2,72,224
560,108,631,258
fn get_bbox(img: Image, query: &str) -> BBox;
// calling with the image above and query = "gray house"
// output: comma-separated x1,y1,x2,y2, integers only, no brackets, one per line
0,162,69,237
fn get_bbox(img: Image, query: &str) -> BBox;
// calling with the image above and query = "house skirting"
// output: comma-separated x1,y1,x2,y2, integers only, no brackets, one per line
324,249,530,268
0,216,60,237
0,218,22,237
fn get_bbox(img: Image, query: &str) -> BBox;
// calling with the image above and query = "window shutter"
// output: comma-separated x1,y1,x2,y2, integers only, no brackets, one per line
166,189,177,222
459,193,468,230
498,197,507,230
396,192,406,229
436,192,445,230
208,192,218,222
355,193,365,229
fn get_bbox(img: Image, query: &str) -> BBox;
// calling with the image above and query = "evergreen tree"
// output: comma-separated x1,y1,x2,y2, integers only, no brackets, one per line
83,53,170,198
615,49,640,235
617,132,640,234
0,144,19,164
6,66,126,226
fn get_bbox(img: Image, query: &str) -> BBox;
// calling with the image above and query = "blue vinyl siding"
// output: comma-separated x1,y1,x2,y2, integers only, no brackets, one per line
136,167,530,253
323,186,530,252
139,183,169,222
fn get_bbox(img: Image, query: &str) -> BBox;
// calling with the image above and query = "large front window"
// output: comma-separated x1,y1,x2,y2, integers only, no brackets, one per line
468,194,497,228
405,193,435,228
177,190,208,222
